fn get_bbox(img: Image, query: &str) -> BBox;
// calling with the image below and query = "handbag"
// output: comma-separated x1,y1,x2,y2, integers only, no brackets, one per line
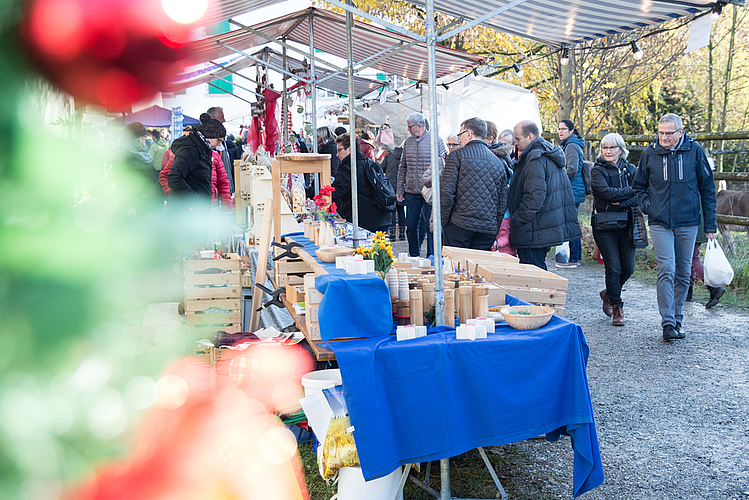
629,206,649,248
593,204,629,231
421,185,433,204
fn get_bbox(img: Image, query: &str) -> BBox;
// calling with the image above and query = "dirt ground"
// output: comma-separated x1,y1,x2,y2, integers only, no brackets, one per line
392,237,749,499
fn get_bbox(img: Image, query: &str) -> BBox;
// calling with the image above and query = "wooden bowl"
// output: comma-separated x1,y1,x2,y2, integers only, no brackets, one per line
500,305,554,330
315,246,354,263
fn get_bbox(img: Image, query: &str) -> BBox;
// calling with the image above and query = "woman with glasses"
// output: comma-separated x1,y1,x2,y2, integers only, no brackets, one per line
591,133,637,326
446,134,461,153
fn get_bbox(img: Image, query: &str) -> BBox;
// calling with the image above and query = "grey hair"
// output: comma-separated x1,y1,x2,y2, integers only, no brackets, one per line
659,113,683,131
499,129,514,144
600,133,629,160
461,117,487,139
447,134,459,142
406,112,426,127
207,106,223,118
317,126,335,143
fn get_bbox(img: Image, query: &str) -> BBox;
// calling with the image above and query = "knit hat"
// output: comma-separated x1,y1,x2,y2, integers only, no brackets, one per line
126,121,148,138
198,113,226,139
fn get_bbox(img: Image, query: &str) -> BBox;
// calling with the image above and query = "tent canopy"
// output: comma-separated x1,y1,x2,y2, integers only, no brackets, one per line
169,47,386,98
125,105,201,128
184,8,484,82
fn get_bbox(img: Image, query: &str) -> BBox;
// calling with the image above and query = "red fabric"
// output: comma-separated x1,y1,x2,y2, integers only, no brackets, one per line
248,115,263,153
494,216,517,257
211,151,234,209
263,88,281,154
360,140,376,161
159,149,174,196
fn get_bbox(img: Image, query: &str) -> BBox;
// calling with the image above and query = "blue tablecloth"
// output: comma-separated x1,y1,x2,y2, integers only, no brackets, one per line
321,295,604,498
284,234,392,341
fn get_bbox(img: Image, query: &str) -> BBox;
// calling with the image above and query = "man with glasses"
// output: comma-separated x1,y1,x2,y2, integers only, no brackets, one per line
396,112,447,257
633,113,717,341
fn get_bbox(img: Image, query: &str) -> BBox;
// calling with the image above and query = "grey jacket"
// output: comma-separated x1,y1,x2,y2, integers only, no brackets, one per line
397,130,446,195
507,137,582,249
440,139,508,235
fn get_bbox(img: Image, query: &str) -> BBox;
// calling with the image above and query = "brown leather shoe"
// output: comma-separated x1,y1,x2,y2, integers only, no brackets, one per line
612,305,624,326
600,289,613,317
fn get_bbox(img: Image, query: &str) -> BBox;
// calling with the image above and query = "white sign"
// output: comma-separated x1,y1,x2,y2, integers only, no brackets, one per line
686,14,713,53
462,76,471,96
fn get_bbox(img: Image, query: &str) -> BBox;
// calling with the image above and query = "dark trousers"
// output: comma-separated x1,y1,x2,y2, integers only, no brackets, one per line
442,223,496,251
593,227,636,307
569,203,582,262
405,193,432,257
517,247,550,270
391,202,406,227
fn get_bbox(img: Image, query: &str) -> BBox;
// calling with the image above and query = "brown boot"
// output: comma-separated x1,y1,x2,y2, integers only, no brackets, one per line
600,289,613,317
612,305,624,326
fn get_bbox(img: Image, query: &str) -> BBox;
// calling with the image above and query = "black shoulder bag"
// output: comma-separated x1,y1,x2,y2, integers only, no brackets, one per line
592,204,629,231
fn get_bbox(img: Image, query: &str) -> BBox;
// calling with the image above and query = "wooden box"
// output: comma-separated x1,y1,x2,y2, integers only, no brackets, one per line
286,284,306,304
184,257,242,337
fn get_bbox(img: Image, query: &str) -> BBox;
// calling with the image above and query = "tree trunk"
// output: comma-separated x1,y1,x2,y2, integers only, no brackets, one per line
557,51,573,123
718,5,739,173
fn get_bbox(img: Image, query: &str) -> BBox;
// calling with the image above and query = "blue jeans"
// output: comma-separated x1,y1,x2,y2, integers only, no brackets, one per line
517,247,550,270
405,193,432,257
569,204,582,262
593,227,636,307
650,225,698,327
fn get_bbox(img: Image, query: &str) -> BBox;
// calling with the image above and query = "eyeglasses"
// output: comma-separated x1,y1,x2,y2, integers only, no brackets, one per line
407,124,422,130
448,143,460,148
601,146,620,151
337,147,347,152
557,127,569,131
657,129,682,137
457,130,469,137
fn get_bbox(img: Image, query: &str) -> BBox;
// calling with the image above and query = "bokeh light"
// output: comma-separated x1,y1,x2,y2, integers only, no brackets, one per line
259,427,298,465
162,0,208,24
154,374,189,410
123,376,156,411
87,386,127,440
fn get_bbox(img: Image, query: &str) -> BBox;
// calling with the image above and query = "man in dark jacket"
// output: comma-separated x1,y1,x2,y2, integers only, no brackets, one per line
381,146,405,241
168,114,226,207
440,117,507,250
207,106,234,194
332,133,392,233
508,120,582,270
633,113,717,341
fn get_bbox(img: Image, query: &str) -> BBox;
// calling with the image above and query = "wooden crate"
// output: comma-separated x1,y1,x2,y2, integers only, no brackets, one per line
475,264,568,291
303,274,322,340
443,246,519,272
286,284,306,304
184,257,242,336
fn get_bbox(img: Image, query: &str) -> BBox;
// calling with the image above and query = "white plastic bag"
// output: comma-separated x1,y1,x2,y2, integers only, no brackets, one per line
703,239,734,287
555,242,570,264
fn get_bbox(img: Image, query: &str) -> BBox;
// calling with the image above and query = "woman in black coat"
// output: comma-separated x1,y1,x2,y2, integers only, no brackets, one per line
591,132,637,326
332,133,392,233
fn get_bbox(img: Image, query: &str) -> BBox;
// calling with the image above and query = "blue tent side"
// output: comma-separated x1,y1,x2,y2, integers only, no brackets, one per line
125,105,201,128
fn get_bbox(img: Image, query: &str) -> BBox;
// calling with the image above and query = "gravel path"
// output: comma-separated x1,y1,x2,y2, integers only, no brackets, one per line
391,237,749,499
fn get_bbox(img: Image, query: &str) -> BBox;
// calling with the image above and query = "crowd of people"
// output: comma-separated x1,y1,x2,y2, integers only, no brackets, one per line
122,107,724,340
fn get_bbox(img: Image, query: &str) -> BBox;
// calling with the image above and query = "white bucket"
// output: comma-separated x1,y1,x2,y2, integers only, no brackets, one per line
334,466,403,500
301,369,342,397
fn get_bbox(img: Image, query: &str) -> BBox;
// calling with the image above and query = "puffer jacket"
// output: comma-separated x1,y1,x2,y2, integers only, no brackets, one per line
211,151,234,209
167,132,212,200
561,135,587,204
381,147,402,193
507,137,582,249
440,139,508,235
319,139,341,178
397,130,446,195
591,156,636,215
332,151,392,232
633,133,716,232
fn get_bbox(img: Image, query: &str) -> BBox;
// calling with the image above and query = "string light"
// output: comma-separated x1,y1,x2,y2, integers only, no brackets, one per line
473,68,481,81
442,82,450,90
560,46,570,66
712,1,726,18
630,40,643,60
512,63,524,78
415,81,421,90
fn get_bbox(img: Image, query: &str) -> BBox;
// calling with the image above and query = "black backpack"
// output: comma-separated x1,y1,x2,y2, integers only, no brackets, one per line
582,160,593,196
364,159,396,212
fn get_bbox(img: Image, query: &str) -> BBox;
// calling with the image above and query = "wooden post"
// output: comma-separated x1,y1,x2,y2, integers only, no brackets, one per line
422,281,435,316
476,286,489,319
410,289,423,327
249,197,274,332
459,286,472,324
444,288,455,328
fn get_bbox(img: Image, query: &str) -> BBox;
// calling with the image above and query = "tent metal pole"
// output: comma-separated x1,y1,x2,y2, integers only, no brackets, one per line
309,9,319,197
208,60,267,93
206,82,253,104
282,39,288,150
324,0,424,42
346,0,359,249
315,41,408,85
436,0,530,42
218,42,301,81
427,0,444,329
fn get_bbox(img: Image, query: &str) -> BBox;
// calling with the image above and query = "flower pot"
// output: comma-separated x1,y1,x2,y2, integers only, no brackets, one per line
319,220,336,247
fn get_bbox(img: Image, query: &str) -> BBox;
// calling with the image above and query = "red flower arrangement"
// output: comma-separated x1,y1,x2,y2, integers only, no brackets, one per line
312,185,337,223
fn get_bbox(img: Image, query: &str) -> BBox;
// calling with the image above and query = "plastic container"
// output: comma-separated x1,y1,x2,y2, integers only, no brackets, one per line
199,250,214,259
334,466,403,500
301,368,342,397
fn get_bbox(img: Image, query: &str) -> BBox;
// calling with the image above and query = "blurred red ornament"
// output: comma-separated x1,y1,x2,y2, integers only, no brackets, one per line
21,0,196,111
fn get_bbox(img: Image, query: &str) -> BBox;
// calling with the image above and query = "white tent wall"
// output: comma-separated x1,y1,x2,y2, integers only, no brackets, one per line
353,74,541,147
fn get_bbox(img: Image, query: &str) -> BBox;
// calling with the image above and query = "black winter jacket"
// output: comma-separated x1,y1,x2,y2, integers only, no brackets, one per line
167,132,212,200
591,157,637,214
508,137,582,249
319,139,341,178
632,134,717,232
440,139,508,235
332,152,392,232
